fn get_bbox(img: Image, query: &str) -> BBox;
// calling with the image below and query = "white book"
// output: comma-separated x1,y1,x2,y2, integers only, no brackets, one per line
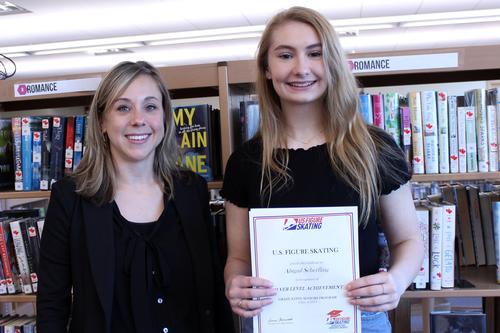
448,96,459,173
409,92,425,174
465,106,478,172
457,105,467,173
437,92,450,173
9,220,33,294
422,91,439,174
466,89,488,172
413,206,430,289
441,205,456,288
429,205,443,291
486,89,498,171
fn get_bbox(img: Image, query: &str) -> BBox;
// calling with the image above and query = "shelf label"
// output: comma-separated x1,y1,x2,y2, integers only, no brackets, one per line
347,53,458,73
14,77,101,98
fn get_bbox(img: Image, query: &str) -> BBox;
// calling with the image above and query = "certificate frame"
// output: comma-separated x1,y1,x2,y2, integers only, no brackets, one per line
249,206,361,333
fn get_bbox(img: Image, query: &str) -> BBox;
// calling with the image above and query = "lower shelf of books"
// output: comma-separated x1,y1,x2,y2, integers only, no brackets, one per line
403,265,500,298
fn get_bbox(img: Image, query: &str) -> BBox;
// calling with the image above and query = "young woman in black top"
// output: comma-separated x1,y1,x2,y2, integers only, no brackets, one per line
37,61,234,333
222,7,423,332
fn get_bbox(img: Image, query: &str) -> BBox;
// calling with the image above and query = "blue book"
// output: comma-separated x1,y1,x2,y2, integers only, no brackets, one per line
73,115,85,171
359,93,373,124
31,130,42,190
21,117,33,191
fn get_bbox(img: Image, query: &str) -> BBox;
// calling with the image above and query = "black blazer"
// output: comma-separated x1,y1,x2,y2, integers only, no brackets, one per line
37,172,234,333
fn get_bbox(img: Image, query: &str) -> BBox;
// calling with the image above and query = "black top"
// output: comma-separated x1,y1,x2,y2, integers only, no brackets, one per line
111,199,200,333
222,129,411,277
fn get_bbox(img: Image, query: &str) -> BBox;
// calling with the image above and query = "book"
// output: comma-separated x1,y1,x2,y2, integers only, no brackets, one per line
478,192,497,266
73,115,85,171
429,204,443,290
40,117,52,190
9,219,33,294
11,117,23,191
0,118,13,190
437,91,450,173
20,117,33,191
456,96,468,173
32,130,42,190
49,116,66,187
371,93,384,129
0,220,16,294
19,219,38,292
453,184,476,266
430,311,486,333
359,93,373,124
441,204,456,288
383,92,401,146
486,89,498,171
399,98,411,169
447,96,459,173
466,186,486,266
413,206,429,289
174,104,219,181
64,116,75,176
421,91,439,174
492,201,500,283
465,89,487,172
409,92,425,174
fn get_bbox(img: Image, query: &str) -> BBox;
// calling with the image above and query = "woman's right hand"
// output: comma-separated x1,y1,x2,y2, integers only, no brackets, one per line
225,275,276,317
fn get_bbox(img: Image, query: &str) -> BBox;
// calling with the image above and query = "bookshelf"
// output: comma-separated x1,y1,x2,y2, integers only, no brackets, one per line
1,45,500,331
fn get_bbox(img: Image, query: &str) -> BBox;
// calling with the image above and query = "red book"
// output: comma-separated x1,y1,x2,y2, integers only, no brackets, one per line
372,94,384,129
64,117,75,176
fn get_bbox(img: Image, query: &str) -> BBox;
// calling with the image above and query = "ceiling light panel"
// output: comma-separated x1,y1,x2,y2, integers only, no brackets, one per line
0,1,29,15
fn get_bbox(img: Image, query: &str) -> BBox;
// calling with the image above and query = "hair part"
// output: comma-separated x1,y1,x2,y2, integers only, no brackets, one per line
256,6,381,226
73,61,179,206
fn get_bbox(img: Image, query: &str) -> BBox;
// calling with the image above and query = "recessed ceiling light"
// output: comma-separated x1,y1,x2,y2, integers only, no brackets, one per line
0,1,30,15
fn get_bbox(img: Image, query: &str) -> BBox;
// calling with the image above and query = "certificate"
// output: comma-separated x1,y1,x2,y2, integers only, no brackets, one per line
249,206,360,333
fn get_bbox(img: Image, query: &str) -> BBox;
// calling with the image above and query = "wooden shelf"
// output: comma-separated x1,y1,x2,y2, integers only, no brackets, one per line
0,294,36,303
403,266,500,298
0,181,222,199
411,172,500,183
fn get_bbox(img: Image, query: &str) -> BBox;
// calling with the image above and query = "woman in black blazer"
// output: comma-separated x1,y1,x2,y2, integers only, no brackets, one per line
37,61,234,333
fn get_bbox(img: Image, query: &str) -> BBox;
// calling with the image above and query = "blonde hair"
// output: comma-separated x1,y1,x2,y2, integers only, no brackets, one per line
73,61,179,205
256,6,379,226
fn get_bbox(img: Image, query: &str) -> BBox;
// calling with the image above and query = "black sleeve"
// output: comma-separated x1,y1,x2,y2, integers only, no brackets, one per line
372,128,412,195
37,179,75,333
221,149,250,208
195,175,235,333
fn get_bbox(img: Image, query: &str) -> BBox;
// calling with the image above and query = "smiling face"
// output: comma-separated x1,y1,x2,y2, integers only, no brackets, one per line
265,20,327,110
101,74,165,167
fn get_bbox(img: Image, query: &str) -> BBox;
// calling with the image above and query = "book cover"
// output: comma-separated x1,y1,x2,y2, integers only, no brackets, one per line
478,192,496,266
409,92,425,174
19,219,37,292
421,91,439,174
383,92,401,146
447,96,459,173
9,219,33,294
64,116,75,176
486,89,498,172
174,104,216,181
40,117,52,190
453,184,476,266
466,186,486,266
11,117,23,191
49,117,66,187
437,91,450,173
441,204,456,288
430,311,486,333
21,117,33,191
457,96,468,173
358,93,373,124
413,206,429,289
73,115,85,171
0,220,15,294
429,204,443,290
465,89,487,172
371,94,384,129
0,119,13,190
31,130,42,191
492,201,500,283
464,103,478,173
399,97,411,169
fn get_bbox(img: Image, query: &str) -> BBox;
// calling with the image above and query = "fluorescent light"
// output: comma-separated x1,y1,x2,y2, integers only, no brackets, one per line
1,52,29,58
33,43,144,55
401,16,500,28
148,32,261,46
335,24,395,32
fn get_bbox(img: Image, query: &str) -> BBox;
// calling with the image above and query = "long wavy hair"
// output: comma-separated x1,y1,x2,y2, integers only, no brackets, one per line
256,6,380,226
73,61,179,206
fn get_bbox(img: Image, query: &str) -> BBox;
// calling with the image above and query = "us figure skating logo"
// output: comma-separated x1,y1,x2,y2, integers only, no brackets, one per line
326,309,350,329
282,216,323,230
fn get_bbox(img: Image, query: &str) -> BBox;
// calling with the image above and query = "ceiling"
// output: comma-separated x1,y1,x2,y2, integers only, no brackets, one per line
1,0,500,79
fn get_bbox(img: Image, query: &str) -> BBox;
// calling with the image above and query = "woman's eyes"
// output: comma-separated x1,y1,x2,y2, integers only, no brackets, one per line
277,50,322,59
115,104,158,112
145,104,158,111
309,50,322,57
116,105,130,112
278,53,293,59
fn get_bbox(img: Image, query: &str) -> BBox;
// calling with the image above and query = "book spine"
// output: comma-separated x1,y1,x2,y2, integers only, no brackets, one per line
422,91,439,174
11,118,23,191
31,131,42,191
465,106,478,172
486,89,498,171
409,92,425,174
73,115,85,171
40,117,52,190
359,93,373,124
457,106,468,173
441,205,456,288
437,92,449,173
448,96,459,173
372,94,384,129
49,117,66,187
9,221,33,294
413,208,429,289
19,220,37,292
400,105,412,168
493,201,500,284
0,258,6,295
0,223,15,294
467,186,486,266
64,117,75,176
430,205,443,290
497,88,500,171
475,89,489,172
21,117,32,191
383,92,401,146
